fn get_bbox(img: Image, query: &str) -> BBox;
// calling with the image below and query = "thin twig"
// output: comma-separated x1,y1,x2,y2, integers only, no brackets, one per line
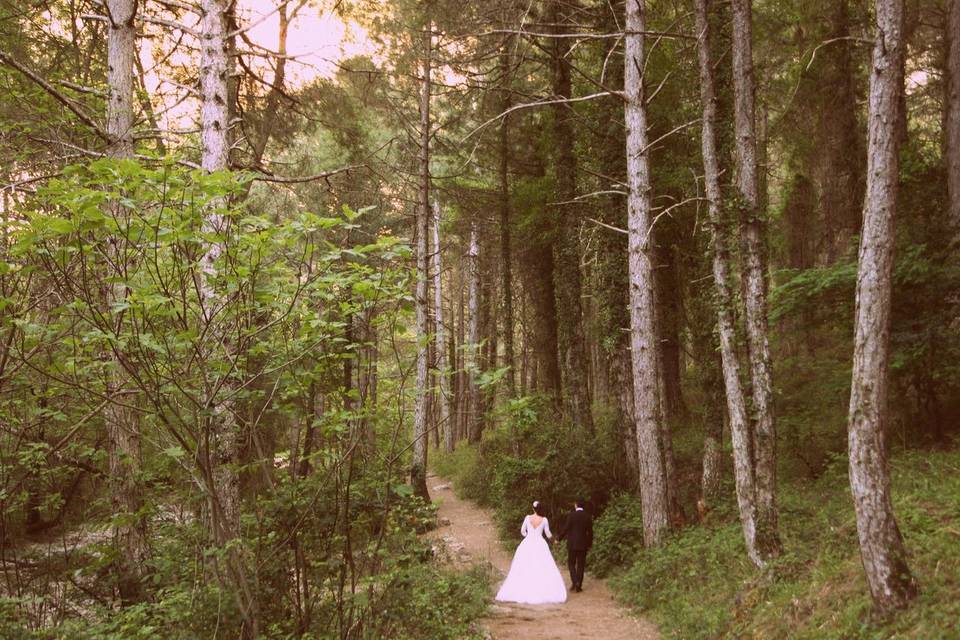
462,92,621,141
0,51,110,141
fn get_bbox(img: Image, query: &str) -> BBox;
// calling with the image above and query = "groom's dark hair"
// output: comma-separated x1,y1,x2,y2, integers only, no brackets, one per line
575,497,586,508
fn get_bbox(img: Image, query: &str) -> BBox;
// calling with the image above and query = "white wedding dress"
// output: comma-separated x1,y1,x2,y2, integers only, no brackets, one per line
495,515,567,604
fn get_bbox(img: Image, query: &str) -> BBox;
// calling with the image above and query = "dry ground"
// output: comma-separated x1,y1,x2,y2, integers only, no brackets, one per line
426,474,660,640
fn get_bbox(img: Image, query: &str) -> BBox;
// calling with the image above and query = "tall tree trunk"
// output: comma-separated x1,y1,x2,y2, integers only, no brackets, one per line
104,0,147,604
591,9,636,475
820,0,863,263
478,224,498,428
432,201,453,452
613,350,639,477
248,0,305,167
199,1,259,636
498,44,517,398
524,245,562,395
695,0,766,566
411,22,432,500
947,0,960,240
466,221,482,442
456,267,467,442
653,242,683,524
653,243,684,420
200,1,231,173
690,266,726,505
549,0,593,431
625,0,669,547
847,0,918,611
730,0,781,559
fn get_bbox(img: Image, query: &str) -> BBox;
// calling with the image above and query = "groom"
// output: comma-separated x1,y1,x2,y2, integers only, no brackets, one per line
558,498,593,593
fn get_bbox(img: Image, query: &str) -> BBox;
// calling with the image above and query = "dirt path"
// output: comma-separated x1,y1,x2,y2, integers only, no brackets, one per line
426,474,660,640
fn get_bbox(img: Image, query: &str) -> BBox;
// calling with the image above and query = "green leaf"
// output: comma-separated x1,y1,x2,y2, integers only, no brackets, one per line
393,483,414,497
163,446,185,460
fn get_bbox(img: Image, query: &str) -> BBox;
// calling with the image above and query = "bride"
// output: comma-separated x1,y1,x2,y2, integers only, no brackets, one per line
495,501,567,604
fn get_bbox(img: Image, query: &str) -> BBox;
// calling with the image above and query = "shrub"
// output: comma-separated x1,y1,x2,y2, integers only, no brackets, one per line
589,494,646,578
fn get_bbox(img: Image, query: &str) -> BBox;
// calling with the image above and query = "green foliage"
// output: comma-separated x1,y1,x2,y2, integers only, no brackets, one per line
432,443,489,507
361,564,490,640
0,160,488,637
611,449,960,639
433,395,632,545
589,494,646,578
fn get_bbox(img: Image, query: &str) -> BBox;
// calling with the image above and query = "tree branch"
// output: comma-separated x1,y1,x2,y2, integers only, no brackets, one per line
150,0,201,14
462,91,621,141
139,15,201,37
247,164,362,184
482,28,696,41
0,51,110,141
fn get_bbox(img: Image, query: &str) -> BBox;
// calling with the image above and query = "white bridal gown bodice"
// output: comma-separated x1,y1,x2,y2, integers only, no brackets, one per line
495,515,568,604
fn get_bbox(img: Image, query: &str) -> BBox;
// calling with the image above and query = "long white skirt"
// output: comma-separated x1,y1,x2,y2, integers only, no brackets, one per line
495,535,567,604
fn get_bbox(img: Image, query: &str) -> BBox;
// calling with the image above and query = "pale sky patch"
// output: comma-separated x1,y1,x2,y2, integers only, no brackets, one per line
241,1,376,85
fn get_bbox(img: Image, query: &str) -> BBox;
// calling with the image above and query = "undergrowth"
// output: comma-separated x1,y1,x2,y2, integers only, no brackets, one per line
604,448,960,639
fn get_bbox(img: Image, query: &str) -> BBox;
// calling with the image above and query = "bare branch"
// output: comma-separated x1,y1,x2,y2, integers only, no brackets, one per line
462,91,621,141
248,164,362,184
549,189,628,206
228,0,308,38
482,29,695,41
0,51,110,141
587,217,628,235
139,16,201,37
57,79,107,96
150,0,201,14
32,137,202,169
638,118,700,155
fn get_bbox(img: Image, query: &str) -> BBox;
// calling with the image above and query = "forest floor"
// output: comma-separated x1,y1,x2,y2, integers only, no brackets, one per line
426,473,660,640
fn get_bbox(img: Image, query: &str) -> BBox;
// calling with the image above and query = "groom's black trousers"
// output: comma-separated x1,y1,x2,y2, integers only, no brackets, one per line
567,549,587,589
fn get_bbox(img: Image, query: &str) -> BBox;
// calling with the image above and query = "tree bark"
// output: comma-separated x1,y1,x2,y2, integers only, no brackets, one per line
612,349,639,477
432,200,453,452
695,0,766,566
524,245,562,395
590,7,636,475
947,0,960,240
549,0,593,431
200,0,230,173
847,0,918,611
199,1,258,636
625,0,669,547
411,22,432,500
730,0,781,559
466,221,482,442
456,267,467,441
479,224,498,427
819,0,864,263
200,0,236,532
653,242,683,524
104,0,148,604
498,44,517,398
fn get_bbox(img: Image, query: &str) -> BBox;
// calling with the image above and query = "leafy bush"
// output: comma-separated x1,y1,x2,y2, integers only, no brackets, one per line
611,448,960,639
363,564,490,640
432,443,490,507
433,395,633,546
0,161,488,639
589,494,646,578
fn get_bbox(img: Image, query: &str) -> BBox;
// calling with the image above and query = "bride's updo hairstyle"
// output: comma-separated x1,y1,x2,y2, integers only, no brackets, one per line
532,500,546,517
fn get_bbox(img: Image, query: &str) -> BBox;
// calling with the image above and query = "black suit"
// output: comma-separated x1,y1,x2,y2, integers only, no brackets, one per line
558,508,593,590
